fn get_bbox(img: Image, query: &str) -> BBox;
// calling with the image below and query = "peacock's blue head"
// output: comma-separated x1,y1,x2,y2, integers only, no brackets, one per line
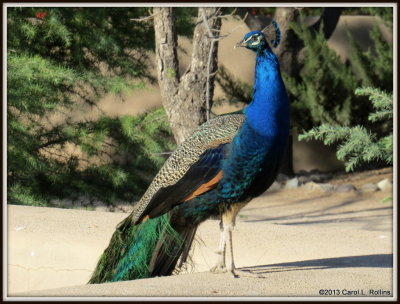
236,20,281,53
236,31,268,52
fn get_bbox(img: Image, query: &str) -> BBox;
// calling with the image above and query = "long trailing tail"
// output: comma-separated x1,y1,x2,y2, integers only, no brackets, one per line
89,212,197,284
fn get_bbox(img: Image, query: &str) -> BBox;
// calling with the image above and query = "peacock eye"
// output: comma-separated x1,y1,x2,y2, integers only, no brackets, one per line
244,34,260,44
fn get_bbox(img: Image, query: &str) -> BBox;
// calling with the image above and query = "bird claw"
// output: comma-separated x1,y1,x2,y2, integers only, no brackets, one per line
233,269,263,278
229,270,239,278
210,263,227,273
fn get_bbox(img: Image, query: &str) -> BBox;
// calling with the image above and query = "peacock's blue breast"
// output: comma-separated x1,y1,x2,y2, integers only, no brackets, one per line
218,121,286,200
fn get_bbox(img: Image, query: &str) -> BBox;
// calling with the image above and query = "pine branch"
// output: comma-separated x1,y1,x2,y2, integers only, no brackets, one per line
355,87,393,109
299,87,393,172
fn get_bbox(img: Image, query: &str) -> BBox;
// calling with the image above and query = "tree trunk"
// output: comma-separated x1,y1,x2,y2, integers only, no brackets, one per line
153,7,221,144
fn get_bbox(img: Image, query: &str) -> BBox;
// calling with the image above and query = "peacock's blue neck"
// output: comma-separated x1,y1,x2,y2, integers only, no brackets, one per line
244,47,290,138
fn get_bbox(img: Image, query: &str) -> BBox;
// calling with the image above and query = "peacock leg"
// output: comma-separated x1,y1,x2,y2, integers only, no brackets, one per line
224,222,261,278
221,203,245,278
211,203,251,277
221,202,261,278
224,220,238,278
210,220,227,273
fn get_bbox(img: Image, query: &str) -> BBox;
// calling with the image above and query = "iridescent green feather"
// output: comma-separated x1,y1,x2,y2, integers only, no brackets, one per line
89,213,182,283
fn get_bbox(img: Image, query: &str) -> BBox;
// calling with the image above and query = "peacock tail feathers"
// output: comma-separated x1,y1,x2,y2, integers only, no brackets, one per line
89,213,183,283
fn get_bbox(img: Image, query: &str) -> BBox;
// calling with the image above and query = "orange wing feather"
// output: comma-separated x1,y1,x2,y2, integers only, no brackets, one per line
182,171,223,202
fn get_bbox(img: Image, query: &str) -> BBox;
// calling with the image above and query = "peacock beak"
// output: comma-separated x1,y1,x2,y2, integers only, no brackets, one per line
235,40,247,48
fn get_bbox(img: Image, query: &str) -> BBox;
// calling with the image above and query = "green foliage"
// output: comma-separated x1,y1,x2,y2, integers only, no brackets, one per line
356,87,392,122
299,87,393,172
174,8,198,38
8,183,49,207
357,7,393,27
284,17,359,129
7,7,178,207
348,23,393,93
380,196,392,204
294,10,393,172
8,93,175,206
8,7,155,81
285,11,392,131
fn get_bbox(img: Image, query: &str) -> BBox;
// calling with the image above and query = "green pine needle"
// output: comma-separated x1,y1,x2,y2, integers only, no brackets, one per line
299,87,393,172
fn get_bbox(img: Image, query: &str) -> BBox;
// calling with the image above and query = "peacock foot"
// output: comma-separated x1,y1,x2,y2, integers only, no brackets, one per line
210,262,227,273
210,250,227,273
229,269,239,278
230,269,263,278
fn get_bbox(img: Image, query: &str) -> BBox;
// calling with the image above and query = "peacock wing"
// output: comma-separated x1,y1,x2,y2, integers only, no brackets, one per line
131,113,245,224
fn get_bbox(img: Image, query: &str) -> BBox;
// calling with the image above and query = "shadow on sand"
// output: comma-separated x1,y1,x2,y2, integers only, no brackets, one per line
240,254,393,275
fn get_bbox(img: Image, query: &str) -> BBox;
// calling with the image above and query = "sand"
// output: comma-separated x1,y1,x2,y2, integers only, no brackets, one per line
7,188,394,299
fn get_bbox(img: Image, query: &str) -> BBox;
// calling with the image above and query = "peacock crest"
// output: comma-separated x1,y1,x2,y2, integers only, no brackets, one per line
262,20,281,48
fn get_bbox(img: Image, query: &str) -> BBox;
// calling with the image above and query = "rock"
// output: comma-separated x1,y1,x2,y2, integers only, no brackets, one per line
298,175,311,184
319,183,335,192
296,169,308,175
267,181,282,192
285,177,299,189
303,182,334,192
360,183,379,193
335,184,357,192
276,173,289,183
377,178,393,192
309,174,325,183
303,182,316,191
298,172,331,184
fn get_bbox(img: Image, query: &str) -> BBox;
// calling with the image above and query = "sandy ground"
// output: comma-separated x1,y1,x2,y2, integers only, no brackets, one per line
7,186,395,299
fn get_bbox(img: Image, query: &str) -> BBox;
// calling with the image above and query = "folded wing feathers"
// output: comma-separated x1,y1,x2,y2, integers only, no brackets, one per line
130,114,245,224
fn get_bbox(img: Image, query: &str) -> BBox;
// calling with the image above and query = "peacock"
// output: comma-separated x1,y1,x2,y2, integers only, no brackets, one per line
89,20,290,283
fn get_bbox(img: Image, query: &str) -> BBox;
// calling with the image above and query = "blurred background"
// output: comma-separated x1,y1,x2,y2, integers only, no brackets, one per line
6,6,394,209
